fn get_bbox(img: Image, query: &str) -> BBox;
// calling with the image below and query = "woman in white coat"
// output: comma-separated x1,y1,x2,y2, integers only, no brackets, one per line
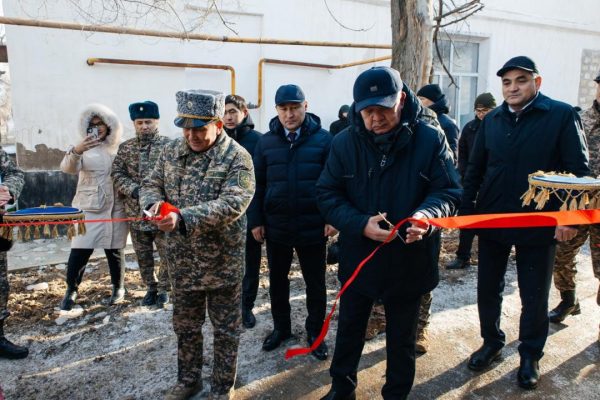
60,104,129,310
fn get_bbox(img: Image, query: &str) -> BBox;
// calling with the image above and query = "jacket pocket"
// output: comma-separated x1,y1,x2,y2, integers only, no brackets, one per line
73,185,107,212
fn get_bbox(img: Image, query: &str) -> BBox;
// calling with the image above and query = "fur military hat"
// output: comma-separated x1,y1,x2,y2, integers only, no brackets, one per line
129,101,160,120
174,89,225,128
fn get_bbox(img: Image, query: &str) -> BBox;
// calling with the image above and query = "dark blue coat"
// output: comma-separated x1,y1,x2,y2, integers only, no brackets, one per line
430,96,460,162
461,92,590,245
316,85,462,300
249,112,332,246
225,115,262,223
457,117,481,178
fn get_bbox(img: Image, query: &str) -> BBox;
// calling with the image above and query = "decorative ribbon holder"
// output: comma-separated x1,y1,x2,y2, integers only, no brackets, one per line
521,171,600,210
1,205,86,241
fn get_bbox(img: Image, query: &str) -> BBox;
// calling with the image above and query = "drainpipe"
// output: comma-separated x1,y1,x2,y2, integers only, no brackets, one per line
0,16,391,50
250,55,392,109
87,57,236,94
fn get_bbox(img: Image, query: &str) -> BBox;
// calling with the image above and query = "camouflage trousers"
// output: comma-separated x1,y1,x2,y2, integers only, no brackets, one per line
366,291,432,335
173,284,242,393
553,224,600,292
0,252,8,321
130,229,171,292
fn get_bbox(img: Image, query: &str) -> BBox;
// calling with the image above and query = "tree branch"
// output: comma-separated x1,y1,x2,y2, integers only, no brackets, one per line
323,0,375,32
433,0,458,88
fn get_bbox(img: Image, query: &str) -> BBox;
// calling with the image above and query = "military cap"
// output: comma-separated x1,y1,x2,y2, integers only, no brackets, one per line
129,101,160,120
496,56,539,77
174,89,225,128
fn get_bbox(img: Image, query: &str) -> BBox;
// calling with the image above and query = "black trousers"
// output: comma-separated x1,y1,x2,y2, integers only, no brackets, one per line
242,230,262,310
477,237,556,359
66,248,125,290
330,288,421,399
456,229,476,260
265,240,326,336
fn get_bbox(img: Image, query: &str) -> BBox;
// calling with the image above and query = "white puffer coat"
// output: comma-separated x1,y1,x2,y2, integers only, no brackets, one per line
60,103,129,249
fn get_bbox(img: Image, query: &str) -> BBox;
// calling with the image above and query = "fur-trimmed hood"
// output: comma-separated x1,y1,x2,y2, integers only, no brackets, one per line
79,103,122,151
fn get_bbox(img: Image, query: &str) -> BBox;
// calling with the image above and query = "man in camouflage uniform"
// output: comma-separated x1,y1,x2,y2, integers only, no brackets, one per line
112,101,172,307
141,89,254,400
549,71,600,337
0,147,27,359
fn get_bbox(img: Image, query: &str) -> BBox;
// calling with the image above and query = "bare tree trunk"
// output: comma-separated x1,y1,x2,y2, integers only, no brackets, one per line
391,0,434,91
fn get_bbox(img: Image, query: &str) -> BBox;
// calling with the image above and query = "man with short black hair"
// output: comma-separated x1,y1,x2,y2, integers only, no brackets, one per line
223,94,263,329
461,56,589,390
250,84,334,361
112,101,172,307
317,66,461,399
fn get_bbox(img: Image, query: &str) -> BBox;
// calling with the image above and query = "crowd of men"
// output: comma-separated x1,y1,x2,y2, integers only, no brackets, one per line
0,55,599,400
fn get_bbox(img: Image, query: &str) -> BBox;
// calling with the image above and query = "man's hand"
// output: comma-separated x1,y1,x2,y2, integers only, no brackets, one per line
252,226,265,243
406,213,429,244
0,185,11,207
156,211,179,232
363,213,394,242
73,136,101,154
324,224,338,237
554,226,577,242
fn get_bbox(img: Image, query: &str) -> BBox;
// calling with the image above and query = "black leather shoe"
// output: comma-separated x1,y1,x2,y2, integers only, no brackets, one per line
141,290,157,306
308,335,328,360
60,288,78,311
262,329,291,351
156,291,169,308
320,388,356,400
517,358,540,390
467,344,503,371
110,287,126,305
242,308,256,329
0,337,29,359
446,258,470,270
549,290,580,323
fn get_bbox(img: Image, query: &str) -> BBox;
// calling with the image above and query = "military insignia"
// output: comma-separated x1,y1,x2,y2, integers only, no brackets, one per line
238,170,253,190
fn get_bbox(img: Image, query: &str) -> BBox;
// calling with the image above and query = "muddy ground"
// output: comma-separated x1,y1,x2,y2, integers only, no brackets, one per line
0,231,598,399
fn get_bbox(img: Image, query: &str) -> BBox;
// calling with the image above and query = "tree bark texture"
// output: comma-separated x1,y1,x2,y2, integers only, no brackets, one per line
391,0,434,91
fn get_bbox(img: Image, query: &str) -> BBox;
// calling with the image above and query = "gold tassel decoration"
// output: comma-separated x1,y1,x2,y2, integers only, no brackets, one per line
520,186,536,206
569,197,579,211
534,189,550,210
24,226,31,241
33,225,41,240
17,227,23,241
0,227,7,240
579,193,589,209
43,224,51,237
52,225,59,238
78,222,86,236
67,224,75,240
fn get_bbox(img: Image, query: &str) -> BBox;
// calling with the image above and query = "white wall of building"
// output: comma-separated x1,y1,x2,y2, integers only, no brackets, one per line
3,0,600,170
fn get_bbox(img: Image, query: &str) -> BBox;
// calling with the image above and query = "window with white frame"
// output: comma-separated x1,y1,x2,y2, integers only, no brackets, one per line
432,39,480,129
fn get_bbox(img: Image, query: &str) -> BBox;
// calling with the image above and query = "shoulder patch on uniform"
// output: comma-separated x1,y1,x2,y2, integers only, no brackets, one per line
237,170,253,190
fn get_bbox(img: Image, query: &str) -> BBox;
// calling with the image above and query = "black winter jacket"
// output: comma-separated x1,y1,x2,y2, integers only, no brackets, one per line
461,93,590,245
430,96,460,162
225,115,262,225
249,113,332,246
317,84,462,300
457,117,481,178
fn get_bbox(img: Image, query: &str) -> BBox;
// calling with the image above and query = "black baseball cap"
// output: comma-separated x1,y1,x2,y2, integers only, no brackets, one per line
496,56,539,77
275,84,305,105
353,66,402,112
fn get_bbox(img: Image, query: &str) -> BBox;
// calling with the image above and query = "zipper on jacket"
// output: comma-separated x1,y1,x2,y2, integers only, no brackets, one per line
380,154,387,168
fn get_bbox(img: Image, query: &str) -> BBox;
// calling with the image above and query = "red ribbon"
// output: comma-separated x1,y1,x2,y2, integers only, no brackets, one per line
284,209,600,359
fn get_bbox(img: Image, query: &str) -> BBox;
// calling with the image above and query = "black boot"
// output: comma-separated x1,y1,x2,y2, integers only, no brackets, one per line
0,319,29,359
156,291,169,308
60,287,78,311
110,286,126,305
141,289,157,306
549,290,580,323
242,307,256,328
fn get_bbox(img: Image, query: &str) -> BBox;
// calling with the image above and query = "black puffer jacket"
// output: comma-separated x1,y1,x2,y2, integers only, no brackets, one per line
430,96,460,161
249,113,332,246
461,93,590,245
457,116,481,178
316,84,462,300
225,115,262,223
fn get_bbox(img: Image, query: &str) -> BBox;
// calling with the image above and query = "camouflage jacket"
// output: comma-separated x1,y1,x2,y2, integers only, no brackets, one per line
582,101,600,177
112,132,171,230
0,148,25,207
140,133,255,290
